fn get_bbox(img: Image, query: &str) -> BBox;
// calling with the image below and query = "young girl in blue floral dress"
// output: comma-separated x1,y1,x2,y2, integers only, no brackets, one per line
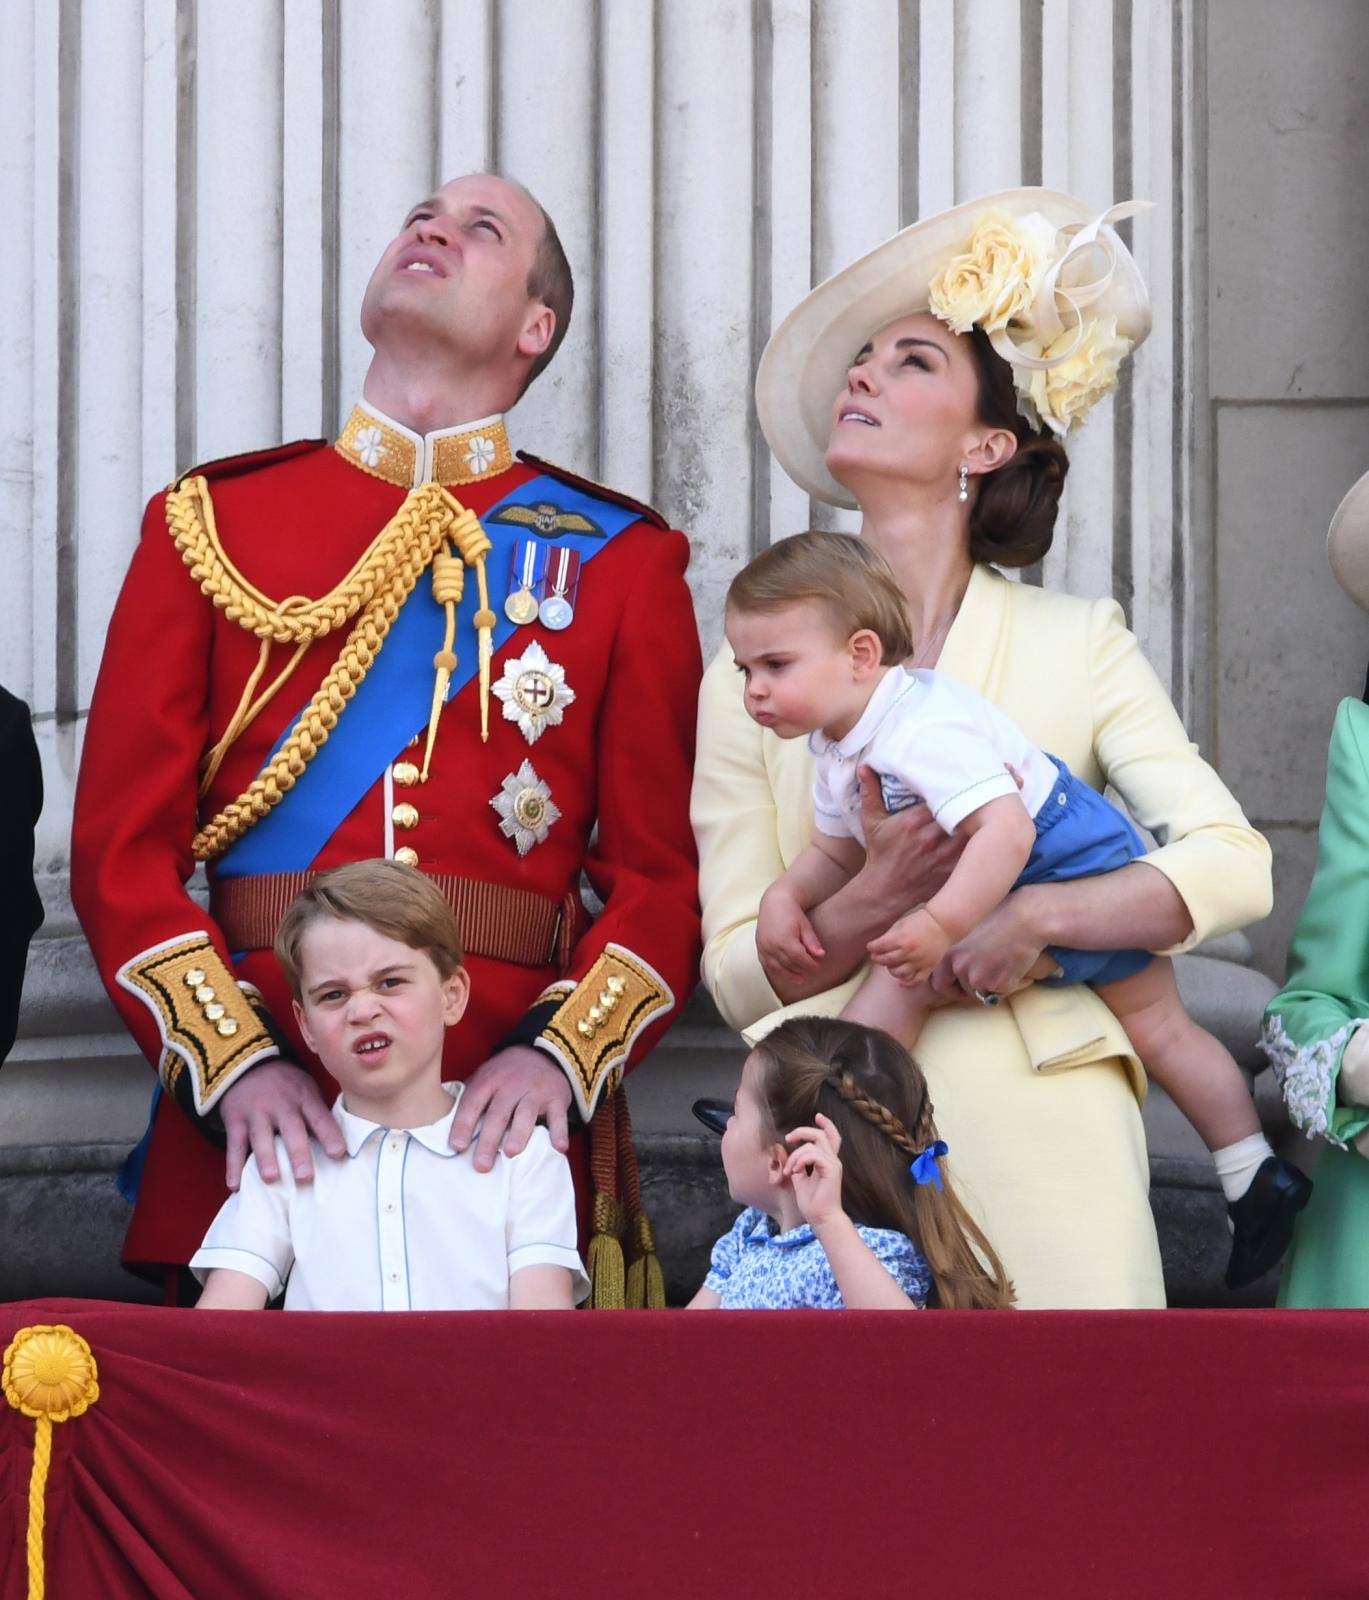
689,1016,1013,1309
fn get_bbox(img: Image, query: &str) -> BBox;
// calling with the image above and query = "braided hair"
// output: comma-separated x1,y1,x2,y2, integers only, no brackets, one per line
753,1016,1014,1310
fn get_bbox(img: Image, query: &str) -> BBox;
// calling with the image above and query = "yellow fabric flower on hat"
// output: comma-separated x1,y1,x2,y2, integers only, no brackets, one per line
1025,315,1132,435
928,210,1059,335
3,1324,101,1422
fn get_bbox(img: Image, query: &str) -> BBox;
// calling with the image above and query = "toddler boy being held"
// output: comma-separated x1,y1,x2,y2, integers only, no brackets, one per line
726,531,1310,1291
194,860,588,1310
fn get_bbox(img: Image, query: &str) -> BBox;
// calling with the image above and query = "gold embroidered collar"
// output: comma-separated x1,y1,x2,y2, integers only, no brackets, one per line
335,401,515,489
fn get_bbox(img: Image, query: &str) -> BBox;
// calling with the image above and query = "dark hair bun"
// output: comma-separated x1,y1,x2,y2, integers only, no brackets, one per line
968,434,1069,569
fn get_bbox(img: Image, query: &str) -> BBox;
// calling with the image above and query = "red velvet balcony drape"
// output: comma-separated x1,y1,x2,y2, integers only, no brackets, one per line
3,1298,1365,1599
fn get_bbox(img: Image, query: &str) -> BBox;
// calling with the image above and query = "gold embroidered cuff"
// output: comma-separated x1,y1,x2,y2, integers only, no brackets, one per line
537,944,673,1121
534,980,576,1008
116,933,278,1118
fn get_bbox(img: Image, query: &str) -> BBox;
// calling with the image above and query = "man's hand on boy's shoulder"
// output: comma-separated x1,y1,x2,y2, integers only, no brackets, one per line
448,1044,572,1173
220,1058,347,1190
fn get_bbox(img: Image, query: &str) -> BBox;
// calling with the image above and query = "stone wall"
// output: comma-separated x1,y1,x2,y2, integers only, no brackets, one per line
1203,0,1369,977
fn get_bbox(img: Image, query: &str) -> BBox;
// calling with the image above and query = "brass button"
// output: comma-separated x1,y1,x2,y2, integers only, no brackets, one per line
606,976,626,997
576,1019,594,1039
204,1002,226,1022
391,802,419,830
392,761,421,787
394,846,420,869
184,968,206,988
194,985,216,1004
216,1019,239,1038
588,1003,605,1025
600,990,619,1012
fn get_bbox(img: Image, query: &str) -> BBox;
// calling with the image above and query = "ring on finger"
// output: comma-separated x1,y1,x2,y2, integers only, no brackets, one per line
973,987,1001,1008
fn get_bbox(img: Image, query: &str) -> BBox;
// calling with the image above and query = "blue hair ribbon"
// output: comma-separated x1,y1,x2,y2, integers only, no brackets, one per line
909,1140,949,1191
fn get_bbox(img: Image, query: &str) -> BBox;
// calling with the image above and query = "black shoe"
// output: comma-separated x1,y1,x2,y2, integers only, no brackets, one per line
1224,1156,1313,1289
691,1099,732,1137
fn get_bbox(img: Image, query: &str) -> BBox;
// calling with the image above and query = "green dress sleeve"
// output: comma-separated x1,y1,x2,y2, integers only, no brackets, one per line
1261,697,1369,1146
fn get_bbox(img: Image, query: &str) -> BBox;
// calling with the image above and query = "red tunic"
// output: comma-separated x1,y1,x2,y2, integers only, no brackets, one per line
72,416,702,1272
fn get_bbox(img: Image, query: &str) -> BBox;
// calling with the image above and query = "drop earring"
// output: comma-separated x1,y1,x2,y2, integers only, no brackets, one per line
957,463,970,502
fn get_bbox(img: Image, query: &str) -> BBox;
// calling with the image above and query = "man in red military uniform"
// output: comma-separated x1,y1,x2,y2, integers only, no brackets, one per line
72,174,702,1286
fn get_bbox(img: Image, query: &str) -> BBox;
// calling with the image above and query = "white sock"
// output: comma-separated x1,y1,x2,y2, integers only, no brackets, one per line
1213,1133,1274,1204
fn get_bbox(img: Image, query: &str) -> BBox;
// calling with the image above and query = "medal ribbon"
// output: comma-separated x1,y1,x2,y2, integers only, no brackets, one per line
546,547,581,604
514,538,546,596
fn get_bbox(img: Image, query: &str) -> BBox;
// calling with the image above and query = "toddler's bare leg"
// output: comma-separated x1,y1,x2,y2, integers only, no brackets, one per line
841,965,935,1048
1094,957,1260,1151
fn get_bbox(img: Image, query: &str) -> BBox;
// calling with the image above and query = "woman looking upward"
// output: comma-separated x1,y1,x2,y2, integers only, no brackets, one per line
692,191,1274,1307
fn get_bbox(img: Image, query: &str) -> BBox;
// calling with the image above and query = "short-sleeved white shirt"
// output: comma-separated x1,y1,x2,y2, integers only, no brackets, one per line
810,666,1059,843
190,1084,590,1310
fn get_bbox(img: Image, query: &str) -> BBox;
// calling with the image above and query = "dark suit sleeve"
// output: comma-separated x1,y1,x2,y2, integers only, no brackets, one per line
0,688,44,1065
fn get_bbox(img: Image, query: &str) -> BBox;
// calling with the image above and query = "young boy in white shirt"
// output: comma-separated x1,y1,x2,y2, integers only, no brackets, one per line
194,859,588,1310
725,529,1310,1290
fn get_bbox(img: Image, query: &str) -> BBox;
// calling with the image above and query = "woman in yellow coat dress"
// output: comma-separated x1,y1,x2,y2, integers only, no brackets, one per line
691,190,1273,1308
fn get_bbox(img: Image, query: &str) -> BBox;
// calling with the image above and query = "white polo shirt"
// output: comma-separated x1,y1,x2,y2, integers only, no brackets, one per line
810,666,1059,842
190,1085,589,1310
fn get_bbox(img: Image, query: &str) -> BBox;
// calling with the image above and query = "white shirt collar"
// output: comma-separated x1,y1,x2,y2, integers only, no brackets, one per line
334,1082,464,1159
808,667,920,763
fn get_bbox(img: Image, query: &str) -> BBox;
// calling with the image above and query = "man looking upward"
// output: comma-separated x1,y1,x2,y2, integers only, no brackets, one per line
73,174,702,1294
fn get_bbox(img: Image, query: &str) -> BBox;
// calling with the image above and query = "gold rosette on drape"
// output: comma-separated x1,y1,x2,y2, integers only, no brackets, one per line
3,1324,101,1600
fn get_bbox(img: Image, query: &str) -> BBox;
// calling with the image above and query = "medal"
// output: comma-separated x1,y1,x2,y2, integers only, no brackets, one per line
492,641,576,745
538,546,581,631
491,760,561,855
504,539,545,625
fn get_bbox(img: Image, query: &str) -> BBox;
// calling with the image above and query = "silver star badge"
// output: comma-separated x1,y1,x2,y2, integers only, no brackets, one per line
491,641,576,745
491,760,562,856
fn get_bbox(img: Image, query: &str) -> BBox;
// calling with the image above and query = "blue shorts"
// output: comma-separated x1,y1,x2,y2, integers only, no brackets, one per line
1016,758,1153,989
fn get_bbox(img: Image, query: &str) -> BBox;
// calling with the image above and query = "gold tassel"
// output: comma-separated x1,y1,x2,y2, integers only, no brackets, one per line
420,544,464,781
448,506,495,742
625,1212,666,1309
586,1192,626,1309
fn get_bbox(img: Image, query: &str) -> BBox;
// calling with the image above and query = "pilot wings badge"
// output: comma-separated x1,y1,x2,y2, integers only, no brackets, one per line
488,500,606,540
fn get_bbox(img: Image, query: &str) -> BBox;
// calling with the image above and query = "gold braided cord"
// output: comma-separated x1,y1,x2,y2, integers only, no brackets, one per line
4,1323,101,1600
199,624,312,797
168,474,435,645
179,480,474,863
27,1415,51,1598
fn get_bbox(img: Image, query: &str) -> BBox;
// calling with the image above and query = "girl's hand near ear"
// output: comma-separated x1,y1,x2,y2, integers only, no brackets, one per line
784,1113,845,1229
788,1115,921,1308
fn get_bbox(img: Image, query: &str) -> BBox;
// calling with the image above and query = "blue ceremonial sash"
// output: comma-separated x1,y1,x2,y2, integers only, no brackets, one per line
217,474,641,876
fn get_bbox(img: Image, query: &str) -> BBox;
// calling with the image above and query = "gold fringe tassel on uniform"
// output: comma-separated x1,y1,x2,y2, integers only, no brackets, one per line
586,1085,666,1309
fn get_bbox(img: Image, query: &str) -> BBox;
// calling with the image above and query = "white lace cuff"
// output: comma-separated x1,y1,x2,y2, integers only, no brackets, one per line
1259,1015,1369,1146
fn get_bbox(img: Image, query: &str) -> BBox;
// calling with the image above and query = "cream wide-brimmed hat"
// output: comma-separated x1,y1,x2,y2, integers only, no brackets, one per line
1326,470,1369,610
755,187,1154,507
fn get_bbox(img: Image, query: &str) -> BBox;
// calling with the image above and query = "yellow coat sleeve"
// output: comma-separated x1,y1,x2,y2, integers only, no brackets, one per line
1087,597,1273,952
691,647,788,1030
